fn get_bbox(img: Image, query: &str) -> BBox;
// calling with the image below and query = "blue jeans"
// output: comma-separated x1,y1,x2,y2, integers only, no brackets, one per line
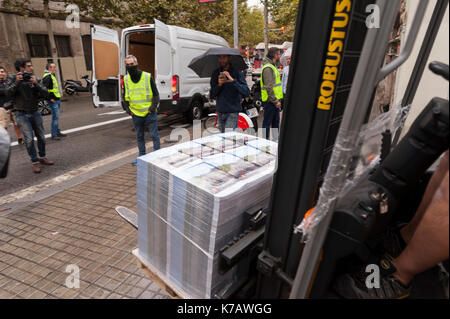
15,111,46,163
218,112,239,133
262,102,280,140
132,112,161,156
48,100,61,137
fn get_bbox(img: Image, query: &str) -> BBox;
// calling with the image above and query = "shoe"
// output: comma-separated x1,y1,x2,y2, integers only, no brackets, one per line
18,138,24,145
32,162,41,174
51,136,61,141
39,158,54,165
57,132,67,137
132,159,138,166
333,254,411,299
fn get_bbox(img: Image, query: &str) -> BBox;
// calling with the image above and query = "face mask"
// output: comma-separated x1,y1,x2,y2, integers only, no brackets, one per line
126,65,139,75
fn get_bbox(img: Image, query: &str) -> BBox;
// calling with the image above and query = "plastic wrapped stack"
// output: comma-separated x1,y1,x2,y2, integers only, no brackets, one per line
137,132,278,298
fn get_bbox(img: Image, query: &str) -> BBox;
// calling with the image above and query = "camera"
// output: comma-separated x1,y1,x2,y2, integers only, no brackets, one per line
22,71,32,82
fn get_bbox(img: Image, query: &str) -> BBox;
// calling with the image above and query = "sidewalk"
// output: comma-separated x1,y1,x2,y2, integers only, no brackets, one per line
0,163,168,299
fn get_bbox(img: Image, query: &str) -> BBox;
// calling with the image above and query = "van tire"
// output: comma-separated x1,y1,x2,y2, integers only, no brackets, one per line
187,98,204,122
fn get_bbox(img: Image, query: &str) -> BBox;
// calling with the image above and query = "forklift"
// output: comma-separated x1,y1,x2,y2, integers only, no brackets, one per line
217,0,449,299
116,0,449,299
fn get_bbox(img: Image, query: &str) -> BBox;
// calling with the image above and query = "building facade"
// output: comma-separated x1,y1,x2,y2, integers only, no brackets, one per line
0,11,92,82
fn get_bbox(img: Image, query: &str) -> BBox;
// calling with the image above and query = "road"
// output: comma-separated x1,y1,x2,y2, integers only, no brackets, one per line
1,75,258,199
1,93,188,198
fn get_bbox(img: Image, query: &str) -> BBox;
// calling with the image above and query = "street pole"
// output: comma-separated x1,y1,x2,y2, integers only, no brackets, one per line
264,0,269,56
234,0,239,48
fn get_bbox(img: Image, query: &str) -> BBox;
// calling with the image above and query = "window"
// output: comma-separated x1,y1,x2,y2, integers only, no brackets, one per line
27,34,51,58
54,35,72,57
27,34,73,58
81,35,92,71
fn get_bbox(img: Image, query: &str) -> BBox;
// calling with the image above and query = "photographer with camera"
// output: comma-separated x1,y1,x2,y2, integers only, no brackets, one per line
5,58,55,173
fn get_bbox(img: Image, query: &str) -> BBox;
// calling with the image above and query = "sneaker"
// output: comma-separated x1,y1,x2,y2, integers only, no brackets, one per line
32,162,41,174
57,132,67,137
18,138,24,145
51,136,61,141
333,254,411,299
132,159,138,166
39,158,55,165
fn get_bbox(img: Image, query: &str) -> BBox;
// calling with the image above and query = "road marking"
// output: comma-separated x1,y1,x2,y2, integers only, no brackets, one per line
0,141,151,206
98,111,126,116
10,116,131,147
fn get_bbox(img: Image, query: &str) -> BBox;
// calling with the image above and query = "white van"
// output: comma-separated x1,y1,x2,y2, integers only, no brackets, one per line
90,19,229,120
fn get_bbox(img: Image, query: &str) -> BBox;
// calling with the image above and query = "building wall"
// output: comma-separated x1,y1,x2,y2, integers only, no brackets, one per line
0,12,92,82
393,0,449,134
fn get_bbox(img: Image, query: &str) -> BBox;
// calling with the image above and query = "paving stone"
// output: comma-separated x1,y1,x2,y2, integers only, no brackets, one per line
0,163,170,299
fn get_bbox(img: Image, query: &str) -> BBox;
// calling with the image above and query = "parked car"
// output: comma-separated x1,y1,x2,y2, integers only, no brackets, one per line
90,20,229,121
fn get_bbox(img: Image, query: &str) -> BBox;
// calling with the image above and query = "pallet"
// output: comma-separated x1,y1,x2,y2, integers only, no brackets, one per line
132,248,188,299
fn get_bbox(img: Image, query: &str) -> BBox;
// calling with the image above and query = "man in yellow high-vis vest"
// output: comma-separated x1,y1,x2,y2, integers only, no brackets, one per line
122,55,160,166
261,47,283,140
43,63,66,140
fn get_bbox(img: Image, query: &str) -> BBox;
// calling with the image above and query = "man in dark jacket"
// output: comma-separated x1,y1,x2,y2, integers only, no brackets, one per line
210,55,250,133
5,58,54,173
0,66,24,143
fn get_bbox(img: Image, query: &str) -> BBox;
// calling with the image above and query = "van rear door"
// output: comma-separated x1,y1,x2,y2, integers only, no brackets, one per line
90,24,121,107
155,19,172,100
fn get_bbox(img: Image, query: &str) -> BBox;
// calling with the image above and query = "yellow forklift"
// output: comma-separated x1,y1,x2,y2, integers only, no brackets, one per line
218,0,449,299
115,0,449,299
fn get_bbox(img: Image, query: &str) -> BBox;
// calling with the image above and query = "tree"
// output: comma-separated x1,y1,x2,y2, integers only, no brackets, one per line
262,0,299,43
1,0,265,46
239,6,265,46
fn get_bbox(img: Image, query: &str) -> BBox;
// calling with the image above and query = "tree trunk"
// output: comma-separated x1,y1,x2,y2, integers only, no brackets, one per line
43,0,63,96
264,0,269,57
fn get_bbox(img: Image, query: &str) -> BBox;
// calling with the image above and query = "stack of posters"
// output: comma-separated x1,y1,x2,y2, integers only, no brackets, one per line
137,133,278,298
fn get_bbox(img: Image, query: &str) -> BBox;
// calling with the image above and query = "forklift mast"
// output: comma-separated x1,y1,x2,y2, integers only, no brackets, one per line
257,0,447,299
257,0,374,298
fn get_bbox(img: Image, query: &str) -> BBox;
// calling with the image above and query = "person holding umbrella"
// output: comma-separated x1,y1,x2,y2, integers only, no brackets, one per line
194,48,249,133
210,54,250,133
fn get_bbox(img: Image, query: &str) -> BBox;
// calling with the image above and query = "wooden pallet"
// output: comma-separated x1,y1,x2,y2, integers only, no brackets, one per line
132,248,188,299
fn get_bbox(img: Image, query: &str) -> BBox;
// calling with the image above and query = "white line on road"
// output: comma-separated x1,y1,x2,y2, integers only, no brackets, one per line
10,116,131,147
0,140,154,207
98,111,126,116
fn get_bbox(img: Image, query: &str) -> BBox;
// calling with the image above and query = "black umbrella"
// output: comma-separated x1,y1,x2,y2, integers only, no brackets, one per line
188,47,247,78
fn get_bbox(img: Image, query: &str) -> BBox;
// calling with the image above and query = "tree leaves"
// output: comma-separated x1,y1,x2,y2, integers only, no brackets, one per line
2,0,297,46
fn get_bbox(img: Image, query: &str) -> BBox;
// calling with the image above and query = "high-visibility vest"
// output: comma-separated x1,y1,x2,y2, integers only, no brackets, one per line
42,72,61,98
261,63,283,102
124,72,153,117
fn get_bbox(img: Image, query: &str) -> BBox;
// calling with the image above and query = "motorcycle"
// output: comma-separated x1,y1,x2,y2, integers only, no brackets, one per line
64,75,92,95
38,99,51,116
